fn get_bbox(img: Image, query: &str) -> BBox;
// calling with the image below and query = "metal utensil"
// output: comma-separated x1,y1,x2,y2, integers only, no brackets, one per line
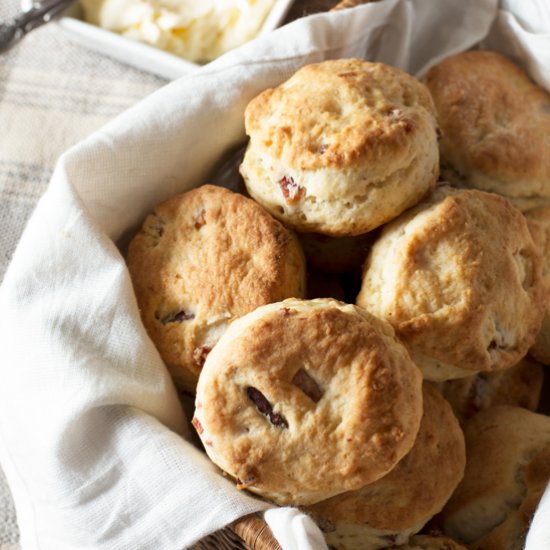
0,0,76,53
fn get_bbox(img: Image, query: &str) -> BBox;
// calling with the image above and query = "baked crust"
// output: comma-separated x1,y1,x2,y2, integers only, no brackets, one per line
240,58,439,235
470,445,550,549
526,206,550,363
357,185,545,380
441,407,550,544
306,384,465,546
126,184,306,393
440,355,544,423
193,298,423,506
425,50,550,211
396,534,468,550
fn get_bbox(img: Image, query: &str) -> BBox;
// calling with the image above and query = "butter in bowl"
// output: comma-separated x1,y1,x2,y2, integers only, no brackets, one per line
55,0,295,79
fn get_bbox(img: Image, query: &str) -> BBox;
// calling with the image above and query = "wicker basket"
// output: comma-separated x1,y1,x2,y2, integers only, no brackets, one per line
189,2,373,547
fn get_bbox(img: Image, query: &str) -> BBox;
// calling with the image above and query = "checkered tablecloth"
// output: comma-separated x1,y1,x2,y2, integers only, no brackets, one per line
0,2,168,544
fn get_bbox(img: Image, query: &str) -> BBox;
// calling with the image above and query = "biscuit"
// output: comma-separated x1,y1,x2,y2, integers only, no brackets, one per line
306,384,465,549
393,534,468,550
126,184,306,393
440,355,544,423
240,58,439,236
425,50,550,212
441,407,550,544
525,207,550,363
356,185,545,381
193,298,423,506
472,445,550,550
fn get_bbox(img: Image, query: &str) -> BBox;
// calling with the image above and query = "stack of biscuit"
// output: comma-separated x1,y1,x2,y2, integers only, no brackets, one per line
126,53,550,549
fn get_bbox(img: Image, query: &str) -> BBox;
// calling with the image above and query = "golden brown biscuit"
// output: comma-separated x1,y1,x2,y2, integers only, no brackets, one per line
240,58,439,236
441,407,550,545
469,445,550,550
440,355,544,423
357,185,545,381
392,534,468,550
193,298,423,506
306,384,465,550
526,207,550,363
425,50,550,212
126,184,305,393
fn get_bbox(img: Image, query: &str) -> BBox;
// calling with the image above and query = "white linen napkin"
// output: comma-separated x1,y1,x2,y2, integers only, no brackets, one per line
0,1,548,549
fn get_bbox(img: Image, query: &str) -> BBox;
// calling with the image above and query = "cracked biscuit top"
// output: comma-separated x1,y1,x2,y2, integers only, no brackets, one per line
240,58,439,236
126,184,306,393
357,185,545,381
193,298,423,506
425,50,550,212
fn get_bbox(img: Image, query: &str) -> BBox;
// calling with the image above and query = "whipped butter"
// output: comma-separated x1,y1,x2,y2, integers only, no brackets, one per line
81,0,277,62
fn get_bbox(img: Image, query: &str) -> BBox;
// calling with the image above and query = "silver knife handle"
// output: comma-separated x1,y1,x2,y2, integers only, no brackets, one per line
0,0,75,52
16,0,76,33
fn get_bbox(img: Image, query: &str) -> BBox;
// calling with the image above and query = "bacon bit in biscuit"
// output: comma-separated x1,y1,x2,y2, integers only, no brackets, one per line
401,118,415,133
193,346,212,368
278,176,305,205
317,144,328,154
193,208,206,229
191,417,204,435
487,340,499,351
157,310,195,324
388,108,415,133
204,440,213,447
246,386,288,428
279,307,293,316
292,368,323,403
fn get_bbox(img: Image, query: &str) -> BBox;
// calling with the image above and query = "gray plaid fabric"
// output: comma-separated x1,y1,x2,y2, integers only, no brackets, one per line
0,0,329,546
0,1,168,544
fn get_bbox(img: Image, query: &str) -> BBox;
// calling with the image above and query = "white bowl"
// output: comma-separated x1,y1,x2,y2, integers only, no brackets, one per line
31,0,296,80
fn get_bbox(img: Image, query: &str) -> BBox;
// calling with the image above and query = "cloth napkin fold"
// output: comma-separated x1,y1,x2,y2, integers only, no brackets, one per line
0,1,548,549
